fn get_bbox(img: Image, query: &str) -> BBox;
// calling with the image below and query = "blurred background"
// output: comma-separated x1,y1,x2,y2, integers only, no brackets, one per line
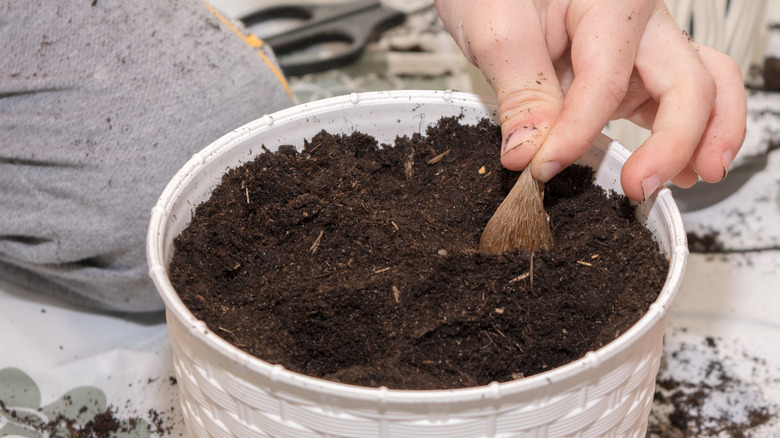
208,0,780,150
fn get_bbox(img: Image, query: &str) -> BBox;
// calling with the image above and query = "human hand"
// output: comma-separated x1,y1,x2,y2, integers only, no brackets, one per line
435,0,746,201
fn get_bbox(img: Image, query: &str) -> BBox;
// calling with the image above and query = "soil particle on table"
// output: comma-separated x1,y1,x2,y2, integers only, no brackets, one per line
169,116,669,390
646,336,776,437
0,402,137,438
687,231,726,253
0,373,180,437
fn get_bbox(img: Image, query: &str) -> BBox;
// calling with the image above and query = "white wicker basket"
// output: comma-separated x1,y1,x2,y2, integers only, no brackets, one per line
147,90,688,438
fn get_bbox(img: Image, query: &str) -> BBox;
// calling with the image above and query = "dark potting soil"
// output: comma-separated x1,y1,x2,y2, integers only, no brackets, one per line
169,116,669,390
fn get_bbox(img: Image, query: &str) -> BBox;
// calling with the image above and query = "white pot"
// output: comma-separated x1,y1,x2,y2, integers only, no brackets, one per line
147,90,688,438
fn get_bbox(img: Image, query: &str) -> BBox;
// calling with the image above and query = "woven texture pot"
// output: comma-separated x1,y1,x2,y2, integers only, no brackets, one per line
147,90,688,438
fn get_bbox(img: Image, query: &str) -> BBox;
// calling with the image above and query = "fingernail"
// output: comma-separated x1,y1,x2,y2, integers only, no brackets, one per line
538,161,562,182
721,149,734,179
502,124,541,156
641,174,662,201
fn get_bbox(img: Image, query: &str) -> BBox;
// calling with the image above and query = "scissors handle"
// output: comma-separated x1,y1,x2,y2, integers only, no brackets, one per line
241,1,405,76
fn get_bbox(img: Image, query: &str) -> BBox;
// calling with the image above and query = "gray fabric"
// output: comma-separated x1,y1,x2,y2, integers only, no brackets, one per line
0,0,292,312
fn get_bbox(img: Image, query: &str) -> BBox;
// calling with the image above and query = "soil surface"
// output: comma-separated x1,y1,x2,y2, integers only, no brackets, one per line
169,116,669,390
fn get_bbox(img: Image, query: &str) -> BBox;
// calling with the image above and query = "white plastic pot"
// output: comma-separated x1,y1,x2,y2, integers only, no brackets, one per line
147,90,688,438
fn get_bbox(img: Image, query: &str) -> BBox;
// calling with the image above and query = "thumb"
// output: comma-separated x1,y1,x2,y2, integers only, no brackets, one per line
436,0,564,171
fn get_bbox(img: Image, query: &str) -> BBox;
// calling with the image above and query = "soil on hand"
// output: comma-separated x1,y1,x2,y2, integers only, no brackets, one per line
169,116,669,390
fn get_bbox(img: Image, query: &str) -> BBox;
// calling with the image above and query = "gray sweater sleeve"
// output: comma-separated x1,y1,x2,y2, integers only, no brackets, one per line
0,0,293,312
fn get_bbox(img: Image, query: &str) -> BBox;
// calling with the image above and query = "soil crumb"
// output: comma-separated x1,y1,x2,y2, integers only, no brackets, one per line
647,337,776,437
0,403,142,437
169,116,669,390
687,231,726,253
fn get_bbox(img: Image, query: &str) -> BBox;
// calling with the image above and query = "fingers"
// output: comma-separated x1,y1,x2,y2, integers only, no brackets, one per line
619,6,719,201
436,0,746,201
435,0,564,171
529,0,657,182
689,45,747,182
670,163,699,189
604,26,745,193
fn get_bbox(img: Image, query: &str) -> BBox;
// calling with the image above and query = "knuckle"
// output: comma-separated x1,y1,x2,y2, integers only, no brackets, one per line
598,70,631,110
460,19,522,68
700,71,717,106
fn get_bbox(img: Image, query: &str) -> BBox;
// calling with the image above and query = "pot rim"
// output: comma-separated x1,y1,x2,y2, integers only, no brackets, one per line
147,89,688,404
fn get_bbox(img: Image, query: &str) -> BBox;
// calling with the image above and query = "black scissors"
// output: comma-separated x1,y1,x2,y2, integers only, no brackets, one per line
241,1,406,76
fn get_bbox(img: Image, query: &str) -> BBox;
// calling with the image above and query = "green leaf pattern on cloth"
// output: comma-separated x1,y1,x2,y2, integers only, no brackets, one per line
0,368,151,438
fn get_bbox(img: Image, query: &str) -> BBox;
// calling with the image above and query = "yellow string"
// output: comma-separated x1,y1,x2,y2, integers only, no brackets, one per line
205,2,293,100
